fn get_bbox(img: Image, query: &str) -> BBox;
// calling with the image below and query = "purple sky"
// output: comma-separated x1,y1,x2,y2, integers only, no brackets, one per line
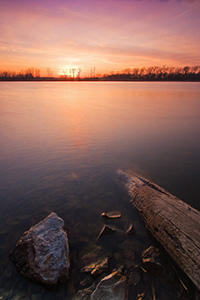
0,0,199,76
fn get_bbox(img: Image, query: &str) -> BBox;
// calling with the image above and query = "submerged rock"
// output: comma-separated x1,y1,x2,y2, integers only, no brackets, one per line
118,240,135,251
123,249,135,261
142,246,162,270
80,276,94,288
128,270,141,286
114,248,136,270
72,284,96,300
91,271,127,300
10,212,70,285
97,225,116,239
81,246,108,276
101,211,121,219
126,224,135,235
72,271,127,300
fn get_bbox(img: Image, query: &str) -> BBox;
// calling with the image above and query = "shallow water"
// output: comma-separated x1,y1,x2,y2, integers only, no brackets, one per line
0,82,199,299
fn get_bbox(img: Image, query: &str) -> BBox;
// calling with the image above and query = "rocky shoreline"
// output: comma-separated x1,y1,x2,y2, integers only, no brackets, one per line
9,205,199,299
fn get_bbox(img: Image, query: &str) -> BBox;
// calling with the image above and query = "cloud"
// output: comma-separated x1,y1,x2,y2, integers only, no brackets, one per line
0,0,199,74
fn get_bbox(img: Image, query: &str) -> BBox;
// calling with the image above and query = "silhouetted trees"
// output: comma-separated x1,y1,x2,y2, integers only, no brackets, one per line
47,68,53,78
101,66,200,81
0,66,200,81
0,68,40,80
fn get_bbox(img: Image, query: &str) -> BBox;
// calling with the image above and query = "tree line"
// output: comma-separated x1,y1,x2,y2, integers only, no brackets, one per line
101,66,200,81
0,68,41,80
0,66,200,81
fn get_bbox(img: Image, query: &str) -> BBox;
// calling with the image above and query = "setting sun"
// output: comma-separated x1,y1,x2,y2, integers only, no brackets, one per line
0,0,199,76
58,65,82,78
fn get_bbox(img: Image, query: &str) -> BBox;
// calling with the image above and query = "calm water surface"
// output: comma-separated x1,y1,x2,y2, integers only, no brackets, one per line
0,82,199,299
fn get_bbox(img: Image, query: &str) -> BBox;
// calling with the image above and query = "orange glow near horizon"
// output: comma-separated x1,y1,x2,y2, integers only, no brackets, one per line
0,0,200,76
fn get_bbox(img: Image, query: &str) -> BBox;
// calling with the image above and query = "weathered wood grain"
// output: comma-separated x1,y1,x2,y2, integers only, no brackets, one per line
118,170,200,290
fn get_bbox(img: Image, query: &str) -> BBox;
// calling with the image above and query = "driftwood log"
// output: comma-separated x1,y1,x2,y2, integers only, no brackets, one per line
118,170,200,290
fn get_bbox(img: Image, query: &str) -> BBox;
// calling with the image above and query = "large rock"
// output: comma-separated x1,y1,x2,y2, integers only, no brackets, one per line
10,212,70,285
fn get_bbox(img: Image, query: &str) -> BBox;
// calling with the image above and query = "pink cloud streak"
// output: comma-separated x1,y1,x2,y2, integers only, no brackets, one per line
0,0,199,75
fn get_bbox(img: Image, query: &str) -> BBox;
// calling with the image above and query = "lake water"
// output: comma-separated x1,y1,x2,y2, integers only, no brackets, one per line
0,82,199,299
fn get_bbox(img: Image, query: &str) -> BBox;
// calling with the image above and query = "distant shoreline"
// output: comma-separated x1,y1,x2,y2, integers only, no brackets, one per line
0,78,200,82
1,66,200,82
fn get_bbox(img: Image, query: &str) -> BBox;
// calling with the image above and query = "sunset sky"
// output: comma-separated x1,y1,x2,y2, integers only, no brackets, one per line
0,0,199,76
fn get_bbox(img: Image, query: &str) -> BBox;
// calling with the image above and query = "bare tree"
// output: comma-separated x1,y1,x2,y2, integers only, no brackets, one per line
77,68,82,78
63,69,67,77
25,68,34,78
72,68,76,78
47,68,53,77
35,68,40,77
90,67,96,78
